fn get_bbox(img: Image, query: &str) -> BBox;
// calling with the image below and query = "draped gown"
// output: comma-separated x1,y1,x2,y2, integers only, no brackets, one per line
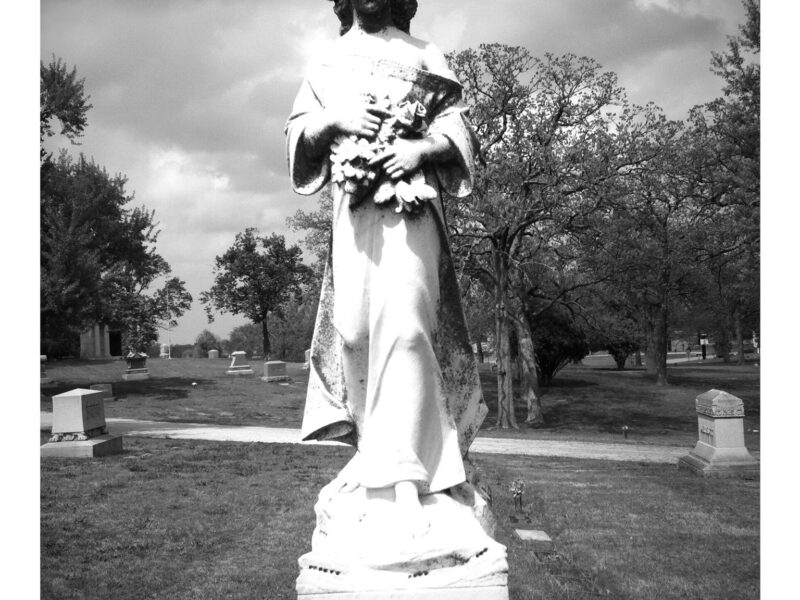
286,52,486,495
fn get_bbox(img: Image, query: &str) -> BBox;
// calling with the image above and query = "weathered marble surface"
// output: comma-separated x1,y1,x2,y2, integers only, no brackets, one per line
296,477,507,595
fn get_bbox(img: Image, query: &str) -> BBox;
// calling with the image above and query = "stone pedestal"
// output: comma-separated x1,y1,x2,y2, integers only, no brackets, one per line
226,351,254,376
41,435,123,458
123,354,150,380
295,474,508,598
262,360,289,382
40,355,51,384
298,587,508,599
40,388,122,458
678,389,759,477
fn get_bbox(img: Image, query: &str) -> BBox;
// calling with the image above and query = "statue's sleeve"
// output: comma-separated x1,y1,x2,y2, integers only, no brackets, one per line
427,97,481,199
285,77,330,196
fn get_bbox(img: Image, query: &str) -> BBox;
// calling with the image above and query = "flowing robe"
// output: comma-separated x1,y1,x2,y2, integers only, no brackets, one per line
286,54,486,494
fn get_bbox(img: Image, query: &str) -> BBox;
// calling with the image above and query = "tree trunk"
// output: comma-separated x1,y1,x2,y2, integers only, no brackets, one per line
493,243,517,429
643,325,656,374
261,318,271,361
735,313,745,365
495,312,517,428
476,339,484,364
652,304,668,386
513,311,544,426
634,349,642,367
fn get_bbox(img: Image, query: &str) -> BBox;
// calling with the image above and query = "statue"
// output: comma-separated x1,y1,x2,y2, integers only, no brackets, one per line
286,1,508,595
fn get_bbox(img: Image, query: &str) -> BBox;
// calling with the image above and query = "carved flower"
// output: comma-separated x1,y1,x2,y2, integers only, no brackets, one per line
329,94,432,212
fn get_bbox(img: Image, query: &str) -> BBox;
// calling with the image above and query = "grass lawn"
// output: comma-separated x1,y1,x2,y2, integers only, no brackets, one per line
41,438,759,600
41,356,760,449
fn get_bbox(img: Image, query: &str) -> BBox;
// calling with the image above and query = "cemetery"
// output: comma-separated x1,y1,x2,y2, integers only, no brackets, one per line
38,0,764,598
40,355,760,599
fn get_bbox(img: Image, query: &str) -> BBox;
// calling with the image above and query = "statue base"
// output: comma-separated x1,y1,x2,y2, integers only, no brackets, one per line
296,475,508,598
298,586,508,599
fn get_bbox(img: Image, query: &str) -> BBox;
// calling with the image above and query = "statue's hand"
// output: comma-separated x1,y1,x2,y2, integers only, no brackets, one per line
327,104,391,139
369,138,426,180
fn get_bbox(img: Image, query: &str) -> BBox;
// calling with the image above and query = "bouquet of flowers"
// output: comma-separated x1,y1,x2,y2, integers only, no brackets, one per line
330,93,437,213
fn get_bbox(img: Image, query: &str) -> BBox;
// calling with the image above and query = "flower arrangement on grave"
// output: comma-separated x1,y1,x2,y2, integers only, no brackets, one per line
329,92,437,214
510,479,525,511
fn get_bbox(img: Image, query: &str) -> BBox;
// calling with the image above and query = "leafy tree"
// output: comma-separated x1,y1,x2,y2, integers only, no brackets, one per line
687,0,760,364
528,304,589,386
194,329,222,358
41,154,192,355
447,45,627,426
40,60,192,355
228,323,263,357
268,292,318,361
40,56,92,163
585,292,643,370
201,230,313,359
286,189,333,270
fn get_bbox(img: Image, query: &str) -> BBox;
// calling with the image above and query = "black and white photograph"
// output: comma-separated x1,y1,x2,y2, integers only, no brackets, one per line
13,0,784,597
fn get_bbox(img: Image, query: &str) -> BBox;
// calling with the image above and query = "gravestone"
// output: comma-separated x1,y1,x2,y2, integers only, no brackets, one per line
89,383,114,401
302,348,311,370
678,389,759,477
262,360,289,382
40,355,51,384
41,388,123,458
123,353,150,381
159,343,170,358
208,349,220,359
514,529,554,553
226,351,254,376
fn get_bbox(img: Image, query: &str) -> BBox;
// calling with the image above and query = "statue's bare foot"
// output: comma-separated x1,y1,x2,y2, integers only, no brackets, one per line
394,480,430,538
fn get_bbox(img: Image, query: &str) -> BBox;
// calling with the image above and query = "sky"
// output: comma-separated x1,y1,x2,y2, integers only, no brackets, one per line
37,0,751,345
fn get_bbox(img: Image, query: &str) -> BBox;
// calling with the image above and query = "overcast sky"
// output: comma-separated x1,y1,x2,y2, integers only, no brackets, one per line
39,0,752,345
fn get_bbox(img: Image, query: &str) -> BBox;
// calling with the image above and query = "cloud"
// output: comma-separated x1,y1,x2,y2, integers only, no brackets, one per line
40,0,749,343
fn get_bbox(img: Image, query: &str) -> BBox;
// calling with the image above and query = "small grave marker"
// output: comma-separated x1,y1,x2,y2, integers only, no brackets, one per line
89,383,114,401
226,351,254,376
514,529,554,553
208,349,220,359
40,355,51,384
262,360,290,382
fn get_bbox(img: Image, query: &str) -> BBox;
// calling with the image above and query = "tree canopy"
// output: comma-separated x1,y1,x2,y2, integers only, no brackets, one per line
40,59,192,356
200,229,313,359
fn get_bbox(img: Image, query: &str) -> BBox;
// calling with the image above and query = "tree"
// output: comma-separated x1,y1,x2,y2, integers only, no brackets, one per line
447,45,627,426
41,154,192,355
200,229,313,359
286,189,333,269
40,56,92,163
528,304,589,386
687,0,760,364
195,329,222,358
228,323,263,357
40,59,192,356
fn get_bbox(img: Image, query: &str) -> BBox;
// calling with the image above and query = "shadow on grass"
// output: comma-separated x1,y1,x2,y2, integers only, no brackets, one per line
41,377,218,403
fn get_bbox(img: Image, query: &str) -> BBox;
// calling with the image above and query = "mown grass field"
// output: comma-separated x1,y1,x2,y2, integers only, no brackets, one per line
41,438,759,600
40,355,760,449
40,355,761,599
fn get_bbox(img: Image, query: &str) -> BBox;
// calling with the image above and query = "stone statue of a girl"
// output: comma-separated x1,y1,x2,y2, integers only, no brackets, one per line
287,1,507,592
